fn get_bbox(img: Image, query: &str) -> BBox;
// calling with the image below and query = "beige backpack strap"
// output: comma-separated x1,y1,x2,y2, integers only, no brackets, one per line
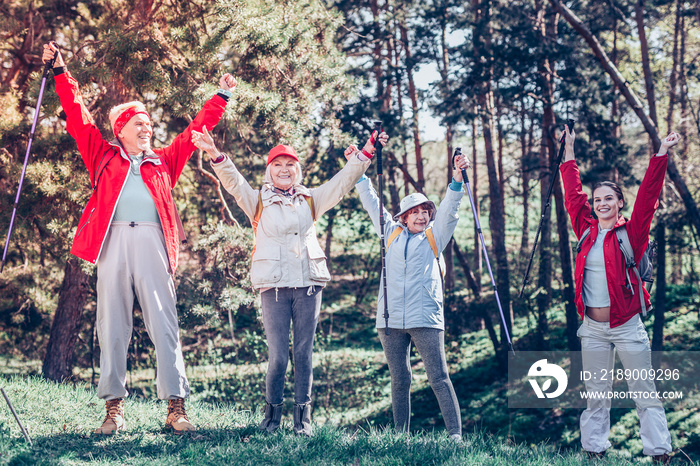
305,196,316,222
253,191,263,230
425,227,439,259
386,226,403,250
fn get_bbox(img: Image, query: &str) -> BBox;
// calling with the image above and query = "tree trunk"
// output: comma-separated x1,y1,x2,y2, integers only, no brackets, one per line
653,0,682,353
519,96,531,259
534,0,555,349
473,0,512,361
554,176,579,352
552,0,700,237
454,241,500,355
438,12,455,291
42,258,90,381
472,113,482,290
400,24,425,192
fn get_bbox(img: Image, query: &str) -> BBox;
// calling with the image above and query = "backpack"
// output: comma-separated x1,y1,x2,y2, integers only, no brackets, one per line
386,226,446,290
576,225,656,316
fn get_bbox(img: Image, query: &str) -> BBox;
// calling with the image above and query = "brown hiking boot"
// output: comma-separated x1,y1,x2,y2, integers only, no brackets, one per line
93,398,125,435
652,453,671,465
165,398,196,434
585,450,605,461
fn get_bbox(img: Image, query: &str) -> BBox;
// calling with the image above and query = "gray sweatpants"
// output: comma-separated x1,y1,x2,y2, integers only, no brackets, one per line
96,222,189,401
260,287,322,405
378,327,462,436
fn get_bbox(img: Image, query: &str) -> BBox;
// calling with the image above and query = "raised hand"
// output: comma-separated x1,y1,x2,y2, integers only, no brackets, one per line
42,42,65,67
344,144,359,161
191,126,221,159
658,131,680,156
453,153,470,182
219,73,237,91
361,131,389,157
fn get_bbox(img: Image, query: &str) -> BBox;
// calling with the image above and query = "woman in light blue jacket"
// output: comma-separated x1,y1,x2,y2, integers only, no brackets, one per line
346,146,469,441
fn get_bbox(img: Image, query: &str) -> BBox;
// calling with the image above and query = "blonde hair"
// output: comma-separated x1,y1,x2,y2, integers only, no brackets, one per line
263,161,304,186
108,101,148,133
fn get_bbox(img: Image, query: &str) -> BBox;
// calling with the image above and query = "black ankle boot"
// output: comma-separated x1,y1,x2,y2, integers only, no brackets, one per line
259,402,283,433
293,402,312,437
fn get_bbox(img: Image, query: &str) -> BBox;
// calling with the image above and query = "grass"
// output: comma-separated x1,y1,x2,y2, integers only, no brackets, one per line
0,375,653,465
1,288,698,464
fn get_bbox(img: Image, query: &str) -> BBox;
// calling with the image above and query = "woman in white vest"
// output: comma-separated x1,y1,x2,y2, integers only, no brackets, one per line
346,145,469,441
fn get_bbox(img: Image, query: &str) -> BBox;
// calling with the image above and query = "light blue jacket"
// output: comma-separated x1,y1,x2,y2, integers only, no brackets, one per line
356,179,464,330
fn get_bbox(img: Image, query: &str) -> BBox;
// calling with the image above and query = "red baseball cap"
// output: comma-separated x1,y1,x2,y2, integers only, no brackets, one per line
267,145,299,165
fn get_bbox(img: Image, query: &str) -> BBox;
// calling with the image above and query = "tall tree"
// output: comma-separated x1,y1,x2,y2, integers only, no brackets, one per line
471,0,512,361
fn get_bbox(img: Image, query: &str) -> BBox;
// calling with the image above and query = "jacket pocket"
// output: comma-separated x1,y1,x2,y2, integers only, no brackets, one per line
76,207,95,238
251,246,282,284
307,241,330,282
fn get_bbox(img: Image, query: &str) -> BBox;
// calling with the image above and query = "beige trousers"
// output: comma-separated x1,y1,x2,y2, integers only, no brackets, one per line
578,315,671,456
95,222,189,401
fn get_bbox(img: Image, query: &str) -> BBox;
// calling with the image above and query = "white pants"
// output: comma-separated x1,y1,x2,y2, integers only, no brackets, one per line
96,222,189,401
578,315,671,456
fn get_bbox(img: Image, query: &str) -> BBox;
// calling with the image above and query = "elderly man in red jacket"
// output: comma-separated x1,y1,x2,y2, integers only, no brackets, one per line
42,43,236,435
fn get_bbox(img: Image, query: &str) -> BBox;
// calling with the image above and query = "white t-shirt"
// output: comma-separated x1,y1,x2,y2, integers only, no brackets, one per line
582,227,611,307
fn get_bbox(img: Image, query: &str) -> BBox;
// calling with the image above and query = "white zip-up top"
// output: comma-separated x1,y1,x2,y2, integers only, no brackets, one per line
356,179,464,330
212,153,371,290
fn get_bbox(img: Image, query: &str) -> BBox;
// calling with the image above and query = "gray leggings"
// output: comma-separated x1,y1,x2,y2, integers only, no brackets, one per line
261,287,322,405
378,327,461,436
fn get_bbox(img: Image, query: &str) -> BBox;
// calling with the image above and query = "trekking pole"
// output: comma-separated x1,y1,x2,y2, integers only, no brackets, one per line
518,119,575,298
373,121,390,335
1,47,57,274
1,388,32,445
455,148,515,356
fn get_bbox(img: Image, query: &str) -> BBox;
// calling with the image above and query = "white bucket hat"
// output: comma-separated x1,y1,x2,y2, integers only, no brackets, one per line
393,193,436,222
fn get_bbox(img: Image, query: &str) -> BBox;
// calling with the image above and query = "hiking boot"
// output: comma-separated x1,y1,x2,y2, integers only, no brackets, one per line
652,453,671,465
293,402,312,437
585,450,605,460
259,402,283,434
93,398,125,435
165,398,196,434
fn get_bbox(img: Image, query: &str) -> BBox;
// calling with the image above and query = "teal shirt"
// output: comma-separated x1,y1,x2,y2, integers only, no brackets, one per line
112,154,161,223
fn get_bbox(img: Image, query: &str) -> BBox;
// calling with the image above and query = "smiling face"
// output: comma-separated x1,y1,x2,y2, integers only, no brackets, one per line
269,155,298,190
118,114,152,155
402,204,432,234
592,186,624,222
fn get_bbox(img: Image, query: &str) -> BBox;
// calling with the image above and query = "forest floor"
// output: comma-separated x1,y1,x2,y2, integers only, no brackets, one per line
0,286,698,464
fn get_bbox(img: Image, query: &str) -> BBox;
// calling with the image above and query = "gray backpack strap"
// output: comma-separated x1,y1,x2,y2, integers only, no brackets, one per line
575,226,593,252
615,226,647,316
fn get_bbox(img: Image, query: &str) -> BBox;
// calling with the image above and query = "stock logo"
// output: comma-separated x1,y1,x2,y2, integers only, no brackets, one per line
528,359,568,399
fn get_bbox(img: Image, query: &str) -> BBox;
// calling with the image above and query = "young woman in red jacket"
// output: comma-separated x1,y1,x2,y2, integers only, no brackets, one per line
560,125,679,464
42,43,236,435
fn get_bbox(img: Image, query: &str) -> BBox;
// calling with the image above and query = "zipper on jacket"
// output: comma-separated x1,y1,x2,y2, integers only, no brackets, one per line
75,208,95,238
94,147,132,262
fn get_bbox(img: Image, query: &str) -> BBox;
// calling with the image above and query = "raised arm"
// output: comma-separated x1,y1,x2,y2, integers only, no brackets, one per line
161,74,236,185
430,153,469,251
43,43,111,183
625,132,677,261
192,126,259,222
559,126,594,239
309,131,387,217
355,177,399,238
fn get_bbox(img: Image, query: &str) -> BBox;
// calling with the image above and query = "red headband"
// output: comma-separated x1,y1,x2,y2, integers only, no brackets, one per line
113,106,150,137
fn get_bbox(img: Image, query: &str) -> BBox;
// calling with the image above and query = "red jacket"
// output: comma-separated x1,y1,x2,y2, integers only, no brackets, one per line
560,155,668,328
55,71,228,272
